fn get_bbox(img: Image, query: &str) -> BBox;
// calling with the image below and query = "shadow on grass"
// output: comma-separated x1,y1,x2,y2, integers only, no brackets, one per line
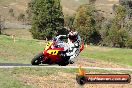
0,63,55,66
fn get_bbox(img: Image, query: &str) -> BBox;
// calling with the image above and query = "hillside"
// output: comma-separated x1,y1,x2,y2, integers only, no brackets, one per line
0,0,119,22
1,29,132,66
61,0,119,17
0,0,30,22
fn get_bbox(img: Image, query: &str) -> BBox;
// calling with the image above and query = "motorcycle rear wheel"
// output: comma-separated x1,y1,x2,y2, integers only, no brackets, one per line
31,53,44,65
58,56,70,66
58,61,69,66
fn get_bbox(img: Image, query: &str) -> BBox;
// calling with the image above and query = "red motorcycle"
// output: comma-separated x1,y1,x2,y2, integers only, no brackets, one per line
31,39,84,66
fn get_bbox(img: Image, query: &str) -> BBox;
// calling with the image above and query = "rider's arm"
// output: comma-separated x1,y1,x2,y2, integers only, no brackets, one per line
56,35,68,41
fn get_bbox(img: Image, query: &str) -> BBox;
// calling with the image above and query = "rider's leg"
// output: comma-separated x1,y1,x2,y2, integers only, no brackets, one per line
66,48,80,63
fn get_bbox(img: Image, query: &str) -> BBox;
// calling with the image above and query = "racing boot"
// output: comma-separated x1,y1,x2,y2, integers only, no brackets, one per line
69,59,74,64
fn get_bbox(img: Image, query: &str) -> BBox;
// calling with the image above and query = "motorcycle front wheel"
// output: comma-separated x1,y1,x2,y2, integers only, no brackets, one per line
31,53,44,65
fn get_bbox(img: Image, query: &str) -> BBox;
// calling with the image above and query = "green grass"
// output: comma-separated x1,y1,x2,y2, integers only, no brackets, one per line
0,67,131,88
1,28,132,66
0,67,132,78
0,34,132,66
81,46,132,66
0,68,32,88
0,35,45,64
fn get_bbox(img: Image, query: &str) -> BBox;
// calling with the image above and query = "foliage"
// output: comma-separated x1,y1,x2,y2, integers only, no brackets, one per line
105,5,128,48
0,15,4,34
100,19,112,46
64,14,75,28
126,38,132,48
28,0,65,40
110,4,132,48
107,28,128,47
119,0,132,8
124,20,132,37
119,0,132,19
100,4,132,48
74,4,101,44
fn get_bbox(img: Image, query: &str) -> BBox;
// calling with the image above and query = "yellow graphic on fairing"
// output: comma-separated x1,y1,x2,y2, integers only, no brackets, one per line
45,42,53,50
47,50,59,55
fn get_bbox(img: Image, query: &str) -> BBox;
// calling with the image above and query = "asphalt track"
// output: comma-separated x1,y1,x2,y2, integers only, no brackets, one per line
0,63,132,71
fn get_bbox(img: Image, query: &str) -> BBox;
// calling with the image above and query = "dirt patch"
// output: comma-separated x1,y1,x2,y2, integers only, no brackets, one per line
71,57,132,69
18,72,78,88
18,72,132,88
0,52,17,60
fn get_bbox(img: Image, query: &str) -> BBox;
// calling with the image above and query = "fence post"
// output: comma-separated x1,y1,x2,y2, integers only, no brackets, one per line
85,44,88,48
12,35,16,43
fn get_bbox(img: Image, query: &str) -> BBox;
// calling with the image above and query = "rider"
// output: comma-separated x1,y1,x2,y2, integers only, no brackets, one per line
53,29,81,64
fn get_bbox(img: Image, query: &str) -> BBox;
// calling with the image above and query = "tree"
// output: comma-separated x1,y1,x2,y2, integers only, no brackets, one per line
74,4,101,44
119,0,132,19
124,20,132,48
112,4,118,12
119,0,132,8
105,5,128,48
28,0,65,40
100,19,112,46
107,26,128,47
64,14,75,28
126,38,132,48
118,0,132,48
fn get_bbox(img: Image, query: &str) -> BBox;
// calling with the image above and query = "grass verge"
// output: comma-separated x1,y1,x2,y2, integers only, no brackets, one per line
0,67,131,88
0,35,45,64
0,32,132,66
81,46,132,66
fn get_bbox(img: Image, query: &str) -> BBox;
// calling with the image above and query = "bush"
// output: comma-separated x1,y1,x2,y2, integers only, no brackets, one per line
74,4,101,44
64,15,75,28
126,38,132,48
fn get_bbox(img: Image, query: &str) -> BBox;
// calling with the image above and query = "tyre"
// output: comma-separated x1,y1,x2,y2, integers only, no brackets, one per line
58,62,69,66
76,75,87,85
31,53,44,65
58,61,69,66
58,56,70,66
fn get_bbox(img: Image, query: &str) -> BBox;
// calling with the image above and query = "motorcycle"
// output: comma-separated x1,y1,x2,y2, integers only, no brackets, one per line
31,39,84,66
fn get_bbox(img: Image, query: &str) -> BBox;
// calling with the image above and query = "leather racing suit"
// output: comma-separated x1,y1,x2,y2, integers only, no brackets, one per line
54,34,81,63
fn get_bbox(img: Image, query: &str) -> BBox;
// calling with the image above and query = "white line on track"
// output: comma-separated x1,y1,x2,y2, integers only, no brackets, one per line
0,66,132,71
